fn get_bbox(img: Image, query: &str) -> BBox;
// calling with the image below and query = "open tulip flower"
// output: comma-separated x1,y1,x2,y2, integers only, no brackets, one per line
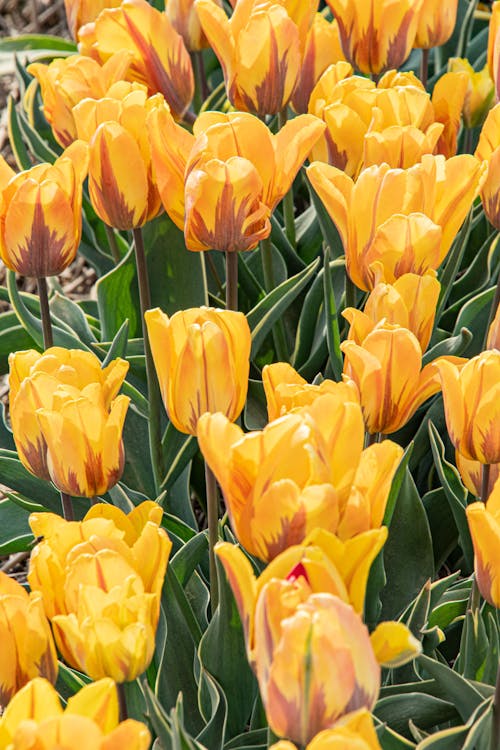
145,306,251,434
0,142,88,278
78,0,194,120
307,154,486,290
28,501,171,682
270,709,382,750
0,571,58,709
0,678,150,750
466,477,500,607
437,350,500,465
198,393,403,559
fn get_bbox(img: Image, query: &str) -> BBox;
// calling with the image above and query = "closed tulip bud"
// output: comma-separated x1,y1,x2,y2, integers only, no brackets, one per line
145,306,251,434
270,709,383,750
184,157,271,252
198,394,402,559
166,0,221,51
343,273,440,352
195,0,301,116
325,0,423,76
488,1,500,102
0,142,88,278
475,104,500,230
431,71,469,158
448,58,494,129
63,0,122,38
414,0,458,49
78,0,194,120
307,154,486,291
437,351,500,464
9,348,128,483
456,450,500,499
0,678,150,749
341,324,464,435
466,479,500,606
0,572,58,708
28,52,132,148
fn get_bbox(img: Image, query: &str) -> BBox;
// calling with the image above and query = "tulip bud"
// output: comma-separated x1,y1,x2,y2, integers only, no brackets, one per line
414,0,458,49
63,0,122,39
466,478,500,607
166,0,221,51
448,58,494,129
269,709,383,750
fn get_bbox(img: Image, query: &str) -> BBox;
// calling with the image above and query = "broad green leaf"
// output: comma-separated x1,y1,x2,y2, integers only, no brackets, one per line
422,328,472,366
0,449,61,512
161,422,198,494
0,498,33,554
323,245,342,380
121,405,156,498
374,694,458,738
0,35,76,51
197,671,227,750
418,654,484,722
8,96,31,170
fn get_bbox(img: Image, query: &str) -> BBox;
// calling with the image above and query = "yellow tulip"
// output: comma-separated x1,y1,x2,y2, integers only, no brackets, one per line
262,362,359,421
0,571,58,708
195,0,302,116
0,678,150,749
341,323,462,435
9,348,128,483
270,709,382,750
28,502,171,681
198,394,403,559
414,0,458,48
0,142,88,278
343,273,440,352
488,1,500,101
475,104,500,230
144,306,251,434
437,351,500,464
431,71,469,158
78,0,194,120
487,299,500,350
466,478,500,606
166,0,221,51
369,621,421,667
455,451,500,499
307,154,486,291
325,0,423,76
63,0,122,38
448,58,494,129
72,82,163,230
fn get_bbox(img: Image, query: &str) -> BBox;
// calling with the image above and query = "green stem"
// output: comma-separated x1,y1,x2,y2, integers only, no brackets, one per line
420,48,429,89
117,682,128,722
37,277,53,349
225,251,238,311
260,236,288,361
481,463,491,503
60,492,74,521
132,227,163,493
104,224,121,264
491,660,500,750
278,108,296,247
470,575,481,614
193,50,210,103
205,461,219,614
365,432,378,447
345,272,357,310
464,127,474,155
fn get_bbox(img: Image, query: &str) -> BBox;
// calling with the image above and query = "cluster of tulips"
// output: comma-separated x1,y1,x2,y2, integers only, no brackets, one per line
2,0,500,747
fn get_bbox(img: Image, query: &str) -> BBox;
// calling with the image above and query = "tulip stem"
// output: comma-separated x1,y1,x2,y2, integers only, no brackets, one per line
345,273,357,310
37,277,53,349
260,237,289,360
193,51,210,104
205,461,219,614
481,463,491,502
278,109,296,247
132,227,163,494
464,127,474,155
225,251,239,311
104,224,121,264
420,48,429,89
60,492,74,521
491,660,500,750
117,683,128,721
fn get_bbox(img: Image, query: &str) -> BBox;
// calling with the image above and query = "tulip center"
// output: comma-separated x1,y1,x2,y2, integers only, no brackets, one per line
286,561,310,584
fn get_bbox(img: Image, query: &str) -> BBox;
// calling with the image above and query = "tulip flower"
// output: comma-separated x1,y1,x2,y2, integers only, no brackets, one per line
0,142,88,278
307,154,486,290
166,0,221,51
72,82,164,230
195,0,302,116
262,361,359,421
325,0,423,76
414,0,458,49
0,571,58,708
198,393,403,559
0,678,150,749
28,502,171,681
488,1,500,101
341,323,465,435
270,709,382,750
145,306,250,434
475,104,500,229
63,0,122,39
343,273,440,352
466,478,500,606
28,52,132,148
455,451,500,499
487,301,500,350
78,0,194,120
448,58,494,130
9,347,128,485
437,351,500,465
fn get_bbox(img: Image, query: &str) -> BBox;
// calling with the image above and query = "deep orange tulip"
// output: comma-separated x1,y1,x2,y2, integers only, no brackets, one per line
475,104,500,229
466,478,500,606
63,0,122,38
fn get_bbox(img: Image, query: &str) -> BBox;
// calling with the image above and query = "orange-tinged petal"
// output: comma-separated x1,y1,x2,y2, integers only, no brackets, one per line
65,678,118,732
370,621,422,667
0,678,63,746
414,0,458,48
481,147,500,230
455,450,500,499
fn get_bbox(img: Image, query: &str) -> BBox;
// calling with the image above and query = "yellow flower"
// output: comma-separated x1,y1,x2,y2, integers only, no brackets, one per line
341,323,463,435
475,104,500,230
437,351,500,464
145,306,251,434
488,1,500,101
198,393,403,559
270,710,382,749
0,572,58,709
63,0,122,39
28,53,132,148
9,348,128,483
448,58,494,129
0,678,150,749
0,142,88,278
414,0,458,48
78,0,194,120
343,272,440,353
72,82,163,230
307,154,486,291
166,0,221,51
325,0,423,76
28,502,171,682
466,478,500,606
455,451,500,499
